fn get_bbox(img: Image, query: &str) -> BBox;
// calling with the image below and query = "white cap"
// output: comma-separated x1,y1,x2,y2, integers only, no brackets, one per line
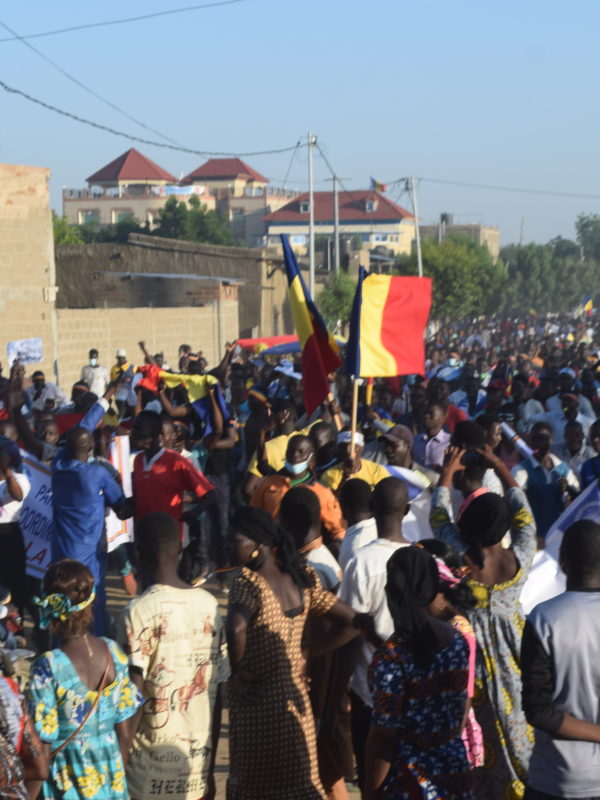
115,348,127,358
337,431,365,447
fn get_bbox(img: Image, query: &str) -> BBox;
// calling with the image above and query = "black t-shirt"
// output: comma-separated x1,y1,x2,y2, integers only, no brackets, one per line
204,417,235,476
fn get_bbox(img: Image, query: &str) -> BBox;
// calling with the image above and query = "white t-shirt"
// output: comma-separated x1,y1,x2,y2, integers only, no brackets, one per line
338,538,410,707
0,473,30,523
338,517,378,571
307,544,342,590
118,584,230,800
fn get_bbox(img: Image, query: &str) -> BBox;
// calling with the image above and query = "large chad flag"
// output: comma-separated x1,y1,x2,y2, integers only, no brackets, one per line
345,269,431,377
281,235,342,414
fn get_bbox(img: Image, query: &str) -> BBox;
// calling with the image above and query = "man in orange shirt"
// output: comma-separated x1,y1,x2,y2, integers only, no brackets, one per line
250,434,345,544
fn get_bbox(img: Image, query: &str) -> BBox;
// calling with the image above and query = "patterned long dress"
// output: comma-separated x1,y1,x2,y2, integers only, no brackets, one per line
430,486,536,800
369,630,475,800
27,638,144,800
227,565,337,800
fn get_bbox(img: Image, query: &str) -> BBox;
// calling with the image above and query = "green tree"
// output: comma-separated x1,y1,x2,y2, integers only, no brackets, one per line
395,234,507,318
576,213,600,262
153,195,236,245
52,213,84,245
317,271,357,329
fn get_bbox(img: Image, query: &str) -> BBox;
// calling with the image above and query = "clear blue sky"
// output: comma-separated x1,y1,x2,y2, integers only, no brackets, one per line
1,0,598,244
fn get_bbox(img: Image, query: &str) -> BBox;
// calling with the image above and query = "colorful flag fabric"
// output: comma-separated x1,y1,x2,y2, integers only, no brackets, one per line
281,235,342,415
520,479,600,614
160,372,228,437
345,270,432,377
370,177,387,192
584,296,593,317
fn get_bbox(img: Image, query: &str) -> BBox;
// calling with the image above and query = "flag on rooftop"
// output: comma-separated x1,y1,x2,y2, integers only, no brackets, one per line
280,235,341,415
370,177,387,192
344,270,431,377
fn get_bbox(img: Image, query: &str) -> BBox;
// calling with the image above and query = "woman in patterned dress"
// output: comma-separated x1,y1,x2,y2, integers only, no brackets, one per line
430,447,536,800
225,506,371,800
364,546,474,800
27,559,143,799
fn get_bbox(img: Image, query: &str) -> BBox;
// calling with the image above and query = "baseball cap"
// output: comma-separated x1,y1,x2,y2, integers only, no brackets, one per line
382,424,414,446
559,367,576,379
115,348,127,358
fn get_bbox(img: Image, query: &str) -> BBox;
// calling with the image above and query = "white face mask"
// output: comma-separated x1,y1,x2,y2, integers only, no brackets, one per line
285,458,310,476
89,358,98,367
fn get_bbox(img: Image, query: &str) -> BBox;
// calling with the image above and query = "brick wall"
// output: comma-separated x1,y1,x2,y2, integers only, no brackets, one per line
56,300,239,390
0,163,57,379
56,234,292,338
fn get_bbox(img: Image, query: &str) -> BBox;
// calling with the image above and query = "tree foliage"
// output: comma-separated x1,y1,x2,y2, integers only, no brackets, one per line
395,234,506,318
153,196,235,246
53,196,236,247
318,271,357,329
52,214,84,245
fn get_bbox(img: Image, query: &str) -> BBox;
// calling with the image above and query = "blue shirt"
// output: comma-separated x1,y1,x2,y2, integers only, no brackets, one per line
50,399,125,578
51,459,125,578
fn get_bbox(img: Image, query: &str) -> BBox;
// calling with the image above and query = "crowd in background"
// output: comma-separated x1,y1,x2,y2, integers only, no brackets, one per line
1,311,600,799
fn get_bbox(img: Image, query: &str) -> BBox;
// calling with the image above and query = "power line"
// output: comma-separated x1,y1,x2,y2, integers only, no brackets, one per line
281,141,302,192
0,0,245,43
389,175,600,202
0,78,305,157
0,18,182,145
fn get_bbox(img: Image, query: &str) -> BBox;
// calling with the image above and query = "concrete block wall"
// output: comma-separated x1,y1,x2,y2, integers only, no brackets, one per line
56,300,239,390
0,164,57,378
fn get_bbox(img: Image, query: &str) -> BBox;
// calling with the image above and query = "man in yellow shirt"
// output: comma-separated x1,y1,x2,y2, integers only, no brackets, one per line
320,430,389,493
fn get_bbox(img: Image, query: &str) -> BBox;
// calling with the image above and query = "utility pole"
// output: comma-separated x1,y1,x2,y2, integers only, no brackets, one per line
333,175,340,273
307,131,316,296
519,216,525,246
408,176,423,278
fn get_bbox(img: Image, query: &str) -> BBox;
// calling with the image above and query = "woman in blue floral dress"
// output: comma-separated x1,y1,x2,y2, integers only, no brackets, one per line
364,546,474,800
27,559,143,799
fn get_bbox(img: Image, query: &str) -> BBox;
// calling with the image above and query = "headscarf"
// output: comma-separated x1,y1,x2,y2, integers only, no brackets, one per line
457,493,510,568
231,507,310,590
33,583,96,629
385,546,440,670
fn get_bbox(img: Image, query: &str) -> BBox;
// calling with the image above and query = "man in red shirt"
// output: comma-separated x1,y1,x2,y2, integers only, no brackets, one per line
132,412,215,536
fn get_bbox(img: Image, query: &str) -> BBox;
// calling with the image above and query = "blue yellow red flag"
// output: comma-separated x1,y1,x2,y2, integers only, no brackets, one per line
345,270,431,377
369,177,387,192
280,235,341,414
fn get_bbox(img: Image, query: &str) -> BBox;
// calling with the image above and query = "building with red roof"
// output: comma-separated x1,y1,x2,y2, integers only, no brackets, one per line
63,148,216,227
86,148,177,186
263,190,416,256
182,158,269,196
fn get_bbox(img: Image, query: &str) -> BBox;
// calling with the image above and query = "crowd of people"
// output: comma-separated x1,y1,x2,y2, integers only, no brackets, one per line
1,312,600,800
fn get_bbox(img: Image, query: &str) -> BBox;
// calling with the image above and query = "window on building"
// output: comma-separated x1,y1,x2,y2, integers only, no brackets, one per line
299,201,310,214
254,186,264,196
79,209,100,225
244,186,254,197
365,199,377,213
292,235,307,245
373,234,388,242
112,209,135,224
232,208,245,225
360,234,370,242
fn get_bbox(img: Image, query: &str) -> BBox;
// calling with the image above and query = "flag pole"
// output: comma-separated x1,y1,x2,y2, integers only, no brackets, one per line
350,376,359,459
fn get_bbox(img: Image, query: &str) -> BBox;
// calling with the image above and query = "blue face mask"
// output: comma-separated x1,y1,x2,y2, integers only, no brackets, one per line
285,458,310,476
87,456,95,464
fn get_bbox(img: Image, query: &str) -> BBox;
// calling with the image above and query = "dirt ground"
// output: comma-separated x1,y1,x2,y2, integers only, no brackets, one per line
106,575,360,799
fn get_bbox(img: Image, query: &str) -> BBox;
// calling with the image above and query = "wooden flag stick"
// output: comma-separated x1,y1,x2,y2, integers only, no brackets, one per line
326,391,343,432
349,377,359,459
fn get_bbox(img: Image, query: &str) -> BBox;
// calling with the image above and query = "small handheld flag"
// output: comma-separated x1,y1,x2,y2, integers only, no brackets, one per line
345,271,431,377
281,235,342,415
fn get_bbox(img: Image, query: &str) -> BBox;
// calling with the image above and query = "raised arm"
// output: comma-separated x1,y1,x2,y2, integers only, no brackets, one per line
429,447,469,556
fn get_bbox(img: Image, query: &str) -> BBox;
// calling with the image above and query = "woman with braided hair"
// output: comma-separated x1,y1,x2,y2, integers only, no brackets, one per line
430,446,537,800
226,506,371,800
364,545,474,800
